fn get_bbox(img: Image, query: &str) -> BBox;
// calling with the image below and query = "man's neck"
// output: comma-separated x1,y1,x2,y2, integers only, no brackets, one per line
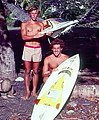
33,20,37,21
53,53,62,58
31,19,37,22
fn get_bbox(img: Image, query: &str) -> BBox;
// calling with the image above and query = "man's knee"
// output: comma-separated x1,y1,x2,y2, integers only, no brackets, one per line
25,70,31,75
33,70,39,75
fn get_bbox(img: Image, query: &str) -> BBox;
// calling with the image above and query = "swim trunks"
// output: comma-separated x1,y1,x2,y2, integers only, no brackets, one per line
22,45,42,62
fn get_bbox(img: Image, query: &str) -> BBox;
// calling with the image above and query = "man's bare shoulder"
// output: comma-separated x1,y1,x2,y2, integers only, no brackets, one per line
22,20,30,25
44,54,52,61
64,54,69,58
38,21,45,28
62,54,69,60
21,21,30,28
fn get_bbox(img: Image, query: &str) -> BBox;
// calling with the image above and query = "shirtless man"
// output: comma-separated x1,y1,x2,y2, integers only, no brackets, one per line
21,5,47,100
42,38,69,83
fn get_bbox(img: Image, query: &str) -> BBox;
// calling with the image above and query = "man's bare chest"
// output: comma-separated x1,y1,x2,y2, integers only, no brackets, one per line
49,59,63,69
26,25,41,32
26,23,41,32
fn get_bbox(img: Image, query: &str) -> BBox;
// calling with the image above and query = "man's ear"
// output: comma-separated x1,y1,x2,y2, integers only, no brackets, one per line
61,48,63,51
38,9,40,14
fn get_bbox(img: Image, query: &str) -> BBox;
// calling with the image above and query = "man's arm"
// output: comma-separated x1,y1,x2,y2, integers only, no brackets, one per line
42,57,51,83
33,22,45,38
21,22,33,40
42,20,53,36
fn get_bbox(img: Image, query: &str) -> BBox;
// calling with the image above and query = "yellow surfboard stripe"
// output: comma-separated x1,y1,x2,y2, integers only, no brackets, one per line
38,75,65,109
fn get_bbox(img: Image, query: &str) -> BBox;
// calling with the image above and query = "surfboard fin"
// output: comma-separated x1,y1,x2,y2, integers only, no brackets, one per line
56,103,60,109
33,99,40,105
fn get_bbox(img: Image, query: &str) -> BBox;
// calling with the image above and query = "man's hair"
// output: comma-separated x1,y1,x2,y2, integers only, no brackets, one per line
27,5,39,13
50,38,65,49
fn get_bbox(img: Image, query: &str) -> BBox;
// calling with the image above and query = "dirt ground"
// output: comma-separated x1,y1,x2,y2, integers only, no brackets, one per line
0,69,99,120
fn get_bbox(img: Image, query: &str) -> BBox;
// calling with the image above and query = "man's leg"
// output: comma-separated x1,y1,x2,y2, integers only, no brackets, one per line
23,61,31,100
43,77,49,83
32,62,40,97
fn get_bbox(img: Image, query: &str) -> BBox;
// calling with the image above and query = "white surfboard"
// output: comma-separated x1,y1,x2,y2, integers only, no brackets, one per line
31,54,80,120
42,19,78,33
41,19,78,38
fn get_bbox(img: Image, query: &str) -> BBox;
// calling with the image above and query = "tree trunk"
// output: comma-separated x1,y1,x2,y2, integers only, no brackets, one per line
0,0,16,92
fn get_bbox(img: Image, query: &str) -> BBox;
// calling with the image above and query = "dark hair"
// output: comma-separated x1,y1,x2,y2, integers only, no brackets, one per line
27,5,39,13
50,38,65,49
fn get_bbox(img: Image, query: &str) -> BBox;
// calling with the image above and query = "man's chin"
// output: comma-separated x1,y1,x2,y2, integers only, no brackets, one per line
54,55,59,57
33,19,37,21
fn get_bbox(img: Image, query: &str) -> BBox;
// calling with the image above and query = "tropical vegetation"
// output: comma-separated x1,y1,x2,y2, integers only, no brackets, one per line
2,0,99,27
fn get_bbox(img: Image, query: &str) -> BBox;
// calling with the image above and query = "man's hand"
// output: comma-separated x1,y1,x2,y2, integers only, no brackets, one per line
46,31,53,36
52,68,58,72
43,71,51,77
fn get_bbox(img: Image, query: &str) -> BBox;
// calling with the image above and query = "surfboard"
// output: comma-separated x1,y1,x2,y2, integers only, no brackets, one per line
41,19,78,38
31,54,80,120
42,19,78,33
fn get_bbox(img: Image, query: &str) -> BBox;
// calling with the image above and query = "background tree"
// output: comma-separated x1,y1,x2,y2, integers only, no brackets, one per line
3,0,98,27
0,0,16,94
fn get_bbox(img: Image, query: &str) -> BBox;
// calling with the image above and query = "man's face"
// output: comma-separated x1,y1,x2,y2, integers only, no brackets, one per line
30,10,39,21
52,44,62,57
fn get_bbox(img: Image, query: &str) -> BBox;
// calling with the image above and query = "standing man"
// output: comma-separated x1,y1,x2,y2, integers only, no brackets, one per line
42,38,69,83
21,5,46,100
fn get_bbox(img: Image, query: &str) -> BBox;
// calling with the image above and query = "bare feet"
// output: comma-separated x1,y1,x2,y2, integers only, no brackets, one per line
32,91,38,98
21,92,30,100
